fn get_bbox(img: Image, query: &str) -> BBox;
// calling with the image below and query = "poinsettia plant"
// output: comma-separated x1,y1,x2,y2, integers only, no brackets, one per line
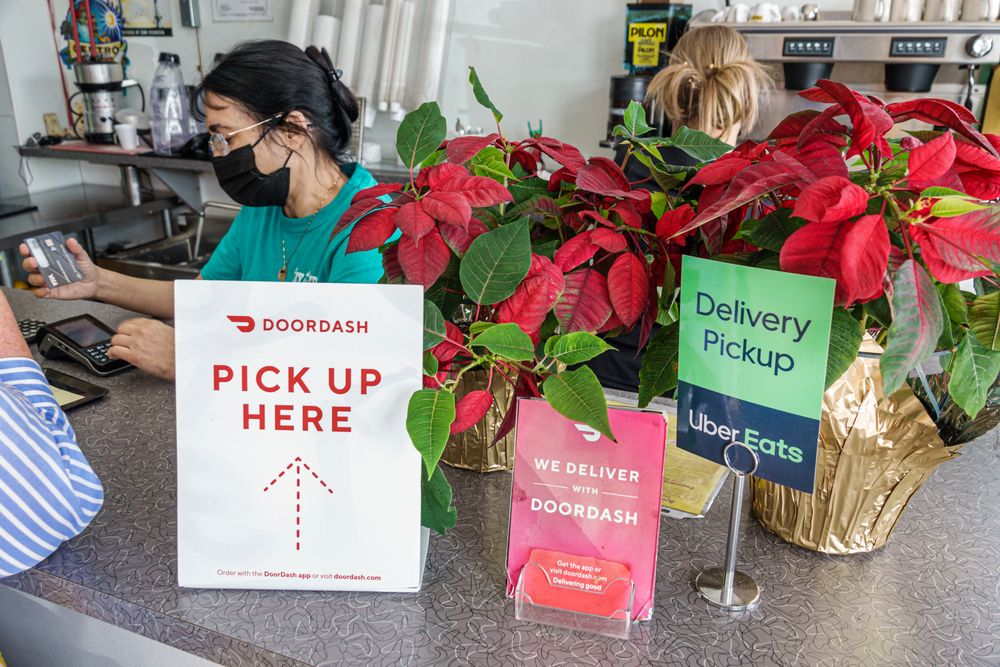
336,69,730,533
656,78,1000,420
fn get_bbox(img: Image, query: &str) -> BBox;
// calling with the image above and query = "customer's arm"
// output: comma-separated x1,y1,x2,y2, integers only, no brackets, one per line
0,292,104,577
20,237,175,318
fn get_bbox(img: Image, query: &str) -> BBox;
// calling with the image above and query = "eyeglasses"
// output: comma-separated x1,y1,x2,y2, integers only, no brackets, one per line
209,113,284,157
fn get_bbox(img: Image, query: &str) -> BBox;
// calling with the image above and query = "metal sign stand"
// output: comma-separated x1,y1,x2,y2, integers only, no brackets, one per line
694,441,761,611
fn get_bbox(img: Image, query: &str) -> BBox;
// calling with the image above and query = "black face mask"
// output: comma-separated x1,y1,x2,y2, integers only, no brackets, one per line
211,131,292,208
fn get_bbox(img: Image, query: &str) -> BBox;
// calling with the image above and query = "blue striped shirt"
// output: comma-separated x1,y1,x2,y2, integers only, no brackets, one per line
0,358,103,577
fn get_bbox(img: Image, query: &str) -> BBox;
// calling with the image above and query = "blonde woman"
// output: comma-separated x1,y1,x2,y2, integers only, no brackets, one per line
595,25,773,392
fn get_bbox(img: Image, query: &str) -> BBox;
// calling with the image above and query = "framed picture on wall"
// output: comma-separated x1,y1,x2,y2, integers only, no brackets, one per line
121,0,173,37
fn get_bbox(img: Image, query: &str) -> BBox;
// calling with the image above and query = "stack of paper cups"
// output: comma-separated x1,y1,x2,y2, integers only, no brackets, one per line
376,0,403,112
287,0,316,49
355,2,385,124
311,14,341,57
389,0,416,113
337,0,367,88
410,0,451,106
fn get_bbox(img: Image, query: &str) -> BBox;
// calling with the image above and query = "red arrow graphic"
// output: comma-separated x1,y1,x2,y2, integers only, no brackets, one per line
262,456,333,551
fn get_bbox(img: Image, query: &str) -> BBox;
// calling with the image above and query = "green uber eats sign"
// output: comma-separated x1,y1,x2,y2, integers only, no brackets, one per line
676,256,835,493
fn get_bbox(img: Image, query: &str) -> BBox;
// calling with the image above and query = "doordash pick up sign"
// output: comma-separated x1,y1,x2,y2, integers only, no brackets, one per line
676,256,835,493
174,281,423,590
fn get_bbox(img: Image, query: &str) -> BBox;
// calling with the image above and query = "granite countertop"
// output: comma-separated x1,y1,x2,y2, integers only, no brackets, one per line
2,287,999,666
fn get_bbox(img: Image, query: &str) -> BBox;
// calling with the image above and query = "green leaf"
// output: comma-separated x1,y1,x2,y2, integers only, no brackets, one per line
881,260,945,394
421,464,457,535
509,176,549,203
459,219,532,305
534,239,559,259
948,333,1000,417
650,191,667,219
920,186,971,198
622,100,654,137
420,148,446,169
425,257,463,320
748,208,806,253
668,126,733,162
970,291,1000,350
825,308,862,388
471,322,535,361
406,389,456,478
471,146,517,181
423,351,439,376
396,101,447,170
423,300,446,350
541,366,615,441
930,198,987,218
865,294,892,329
638,323,679,407
938,283,968,326
468,66,503,123
548,332,615,365
468,321,495,337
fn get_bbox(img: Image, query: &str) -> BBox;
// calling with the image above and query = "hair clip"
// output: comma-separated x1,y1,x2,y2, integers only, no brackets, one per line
329,68,343,83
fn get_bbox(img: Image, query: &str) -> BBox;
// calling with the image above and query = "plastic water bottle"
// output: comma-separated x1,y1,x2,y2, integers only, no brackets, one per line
150,53,192,155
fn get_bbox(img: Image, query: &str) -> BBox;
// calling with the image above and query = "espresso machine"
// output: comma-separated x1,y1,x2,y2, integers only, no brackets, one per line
70,60,143,144
688,12,1000,138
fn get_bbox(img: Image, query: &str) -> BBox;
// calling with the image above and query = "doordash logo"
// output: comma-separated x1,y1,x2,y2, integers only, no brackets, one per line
225,314,370,335
574,424,602,442
227,315,256,333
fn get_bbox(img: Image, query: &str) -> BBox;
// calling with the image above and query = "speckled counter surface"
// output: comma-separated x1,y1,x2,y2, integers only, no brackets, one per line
2,288,999,666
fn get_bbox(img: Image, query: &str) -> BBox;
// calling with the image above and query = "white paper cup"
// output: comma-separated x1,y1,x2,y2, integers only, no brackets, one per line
114,123,139,150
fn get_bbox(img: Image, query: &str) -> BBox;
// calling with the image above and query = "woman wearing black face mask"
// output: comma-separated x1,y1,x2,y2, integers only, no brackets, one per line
20,41,389,380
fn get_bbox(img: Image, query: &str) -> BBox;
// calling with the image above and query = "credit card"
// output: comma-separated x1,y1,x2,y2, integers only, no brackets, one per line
24,232,84,288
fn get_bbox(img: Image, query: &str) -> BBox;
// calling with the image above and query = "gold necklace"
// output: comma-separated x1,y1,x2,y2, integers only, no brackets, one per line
278,175,343,282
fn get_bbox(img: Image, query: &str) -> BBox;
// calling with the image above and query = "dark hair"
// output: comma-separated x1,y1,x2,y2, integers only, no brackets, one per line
193,40,359,162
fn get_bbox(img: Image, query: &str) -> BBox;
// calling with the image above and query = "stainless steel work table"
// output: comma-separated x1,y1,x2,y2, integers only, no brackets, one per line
1,287,998,666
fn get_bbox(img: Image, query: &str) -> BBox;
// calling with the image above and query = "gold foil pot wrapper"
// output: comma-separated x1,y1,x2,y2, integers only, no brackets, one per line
751,340,960,555
441,370,517,473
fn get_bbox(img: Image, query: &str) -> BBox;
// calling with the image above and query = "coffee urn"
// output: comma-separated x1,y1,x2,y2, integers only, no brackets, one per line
71,61,142,144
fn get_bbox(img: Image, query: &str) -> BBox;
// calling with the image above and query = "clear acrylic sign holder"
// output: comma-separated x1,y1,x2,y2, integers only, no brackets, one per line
514,560,635,638
694,441,762,611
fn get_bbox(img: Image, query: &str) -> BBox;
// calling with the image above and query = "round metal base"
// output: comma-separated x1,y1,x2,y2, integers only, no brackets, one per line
694,567,760,611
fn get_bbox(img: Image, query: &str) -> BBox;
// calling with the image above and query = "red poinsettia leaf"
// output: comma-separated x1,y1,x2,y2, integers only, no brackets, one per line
612,201,644,228
597,311,624,334
637,288,659,350
911,208,1000,282
382,244,403,283
816,79,891,153
607,253,649,328
553,231,599,272
421,191,472,228
780,219,852,305
768,110,822,140
335,197,385,237
345,207,398,253
886,99,998,157
688,156,752,187
790,141,848,180
356,183,404,200
881,259,945,393
840,214,890,305
445,133,500,164
908,132,957,183
797,106,851,151
792,176,869,224
953,139,1000,173
676,159,813,237
959,170,1000,200
587,156,630,192
497,275,557,340
555,269,613,333
395,201,436,241
450,390,494,435
655,204,696,242
535,137,586,170
527,253,566,299
900,136,923,151
579,210,615,228
416,162,468,190
442,175,513,207
431,321,465,365
576,163,627,197
591,228,628,253
440,217,489,256
398,228,451,287
491,375,533,444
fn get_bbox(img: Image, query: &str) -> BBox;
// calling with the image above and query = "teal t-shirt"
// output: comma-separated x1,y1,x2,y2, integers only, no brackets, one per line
200,163,388,284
